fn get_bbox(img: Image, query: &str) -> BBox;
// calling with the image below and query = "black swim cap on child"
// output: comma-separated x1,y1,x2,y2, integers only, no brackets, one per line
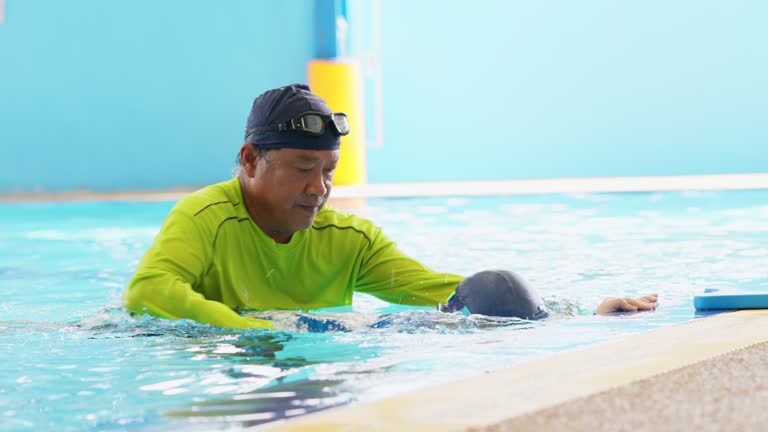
449,270,549,320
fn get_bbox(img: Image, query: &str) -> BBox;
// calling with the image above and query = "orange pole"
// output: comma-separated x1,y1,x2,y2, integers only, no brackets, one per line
308,60,367,186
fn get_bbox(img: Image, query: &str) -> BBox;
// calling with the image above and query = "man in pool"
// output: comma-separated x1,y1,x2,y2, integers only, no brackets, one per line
123,84,657,329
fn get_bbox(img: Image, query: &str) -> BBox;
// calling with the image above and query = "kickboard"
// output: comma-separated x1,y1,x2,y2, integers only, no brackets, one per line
694,288,768,310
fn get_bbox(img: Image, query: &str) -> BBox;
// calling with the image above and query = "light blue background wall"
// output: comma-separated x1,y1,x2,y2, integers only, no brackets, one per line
1,1,766,193
0,0,315,193
365,0,768,182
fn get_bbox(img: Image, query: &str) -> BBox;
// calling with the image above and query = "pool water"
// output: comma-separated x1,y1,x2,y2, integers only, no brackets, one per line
1,190,767,431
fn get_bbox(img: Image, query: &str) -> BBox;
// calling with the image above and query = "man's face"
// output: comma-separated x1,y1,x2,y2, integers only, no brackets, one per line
244,147,340,238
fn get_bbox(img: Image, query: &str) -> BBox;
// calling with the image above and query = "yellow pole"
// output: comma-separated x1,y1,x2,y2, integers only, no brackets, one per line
308,59,367,186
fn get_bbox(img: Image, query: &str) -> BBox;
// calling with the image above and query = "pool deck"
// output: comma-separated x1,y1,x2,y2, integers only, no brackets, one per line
2,172,768,202
258,310,768,432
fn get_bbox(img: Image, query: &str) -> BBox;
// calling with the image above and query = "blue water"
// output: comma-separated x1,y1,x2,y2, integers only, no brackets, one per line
2,190,767,431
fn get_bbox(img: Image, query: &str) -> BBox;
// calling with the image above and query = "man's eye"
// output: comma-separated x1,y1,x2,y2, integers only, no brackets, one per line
296,167,313,173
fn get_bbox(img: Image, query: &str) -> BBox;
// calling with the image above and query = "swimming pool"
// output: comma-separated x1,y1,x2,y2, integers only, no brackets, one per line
2,189,767,431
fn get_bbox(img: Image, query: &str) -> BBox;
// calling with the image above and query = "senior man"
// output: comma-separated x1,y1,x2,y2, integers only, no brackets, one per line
123,84,656,329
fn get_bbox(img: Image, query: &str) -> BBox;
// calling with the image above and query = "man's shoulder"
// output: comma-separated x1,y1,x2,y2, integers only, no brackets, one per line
311,205,381,242
172,178,242,219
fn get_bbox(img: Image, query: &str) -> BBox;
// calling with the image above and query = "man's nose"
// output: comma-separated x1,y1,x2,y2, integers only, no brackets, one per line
306,170,328,196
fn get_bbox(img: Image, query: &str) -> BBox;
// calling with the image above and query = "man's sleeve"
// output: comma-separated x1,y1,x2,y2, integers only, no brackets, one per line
123,208,272,329
354,227,464,306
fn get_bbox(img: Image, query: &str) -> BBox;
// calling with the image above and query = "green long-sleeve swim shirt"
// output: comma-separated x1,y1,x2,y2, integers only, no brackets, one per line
123,177,464,329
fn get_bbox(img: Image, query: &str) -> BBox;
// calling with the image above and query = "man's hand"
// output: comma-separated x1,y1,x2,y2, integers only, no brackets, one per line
595,294,658,315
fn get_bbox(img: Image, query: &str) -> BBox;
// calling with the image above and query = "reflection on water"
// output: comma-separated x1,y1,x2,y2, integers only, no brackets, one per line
165,378,350,428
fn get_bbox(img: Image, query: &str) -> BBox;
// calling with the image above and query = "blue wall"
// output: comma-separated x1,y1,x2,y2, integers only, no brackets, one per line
1,1,767,193
365,0,768,183
0,0,315,193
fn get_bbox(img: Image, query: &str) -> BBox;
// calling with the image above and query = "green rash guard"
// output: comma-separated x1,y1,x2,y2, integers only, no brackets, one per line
123,177,464,329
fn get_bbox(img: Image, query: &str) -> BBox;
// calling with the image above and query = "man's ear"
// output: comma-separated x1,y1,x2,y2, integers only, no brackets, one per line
240,143,258,177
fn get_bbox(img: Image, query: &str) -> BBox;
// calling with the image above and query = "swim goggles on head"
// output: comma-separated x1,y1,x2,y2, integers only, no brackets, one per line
245,111,350,139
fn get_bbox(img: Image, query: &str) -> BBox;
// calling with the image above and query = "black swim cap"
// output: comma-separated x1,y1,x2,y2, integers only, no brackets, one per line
244,83,341,151
453,270,549,320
